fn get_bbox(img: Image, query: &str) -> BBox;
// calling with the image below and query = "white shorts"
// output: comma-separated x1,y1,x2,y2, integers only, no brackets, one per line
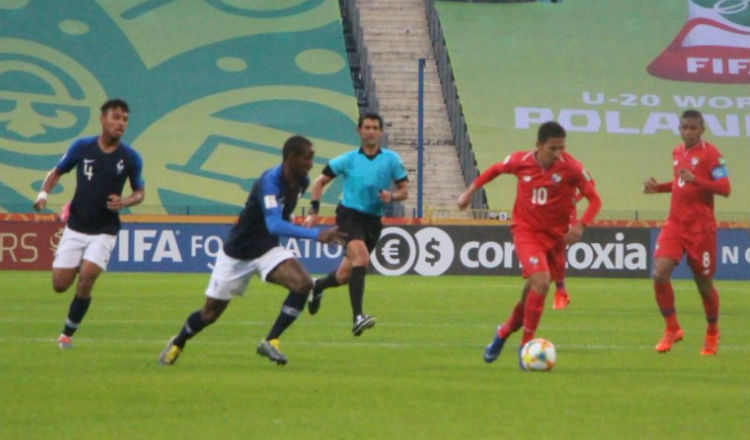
52,226,117,271
205,246,295,301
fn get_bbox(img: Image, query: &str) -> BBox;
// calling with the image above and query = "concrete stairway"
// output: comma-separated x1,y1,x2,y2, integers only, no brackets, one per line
356,0,467,216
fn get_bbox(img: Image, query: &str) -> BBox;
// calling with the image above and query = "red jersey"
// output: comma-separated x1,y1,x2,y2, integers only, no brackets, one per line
663,141,730,233
475,150,599,238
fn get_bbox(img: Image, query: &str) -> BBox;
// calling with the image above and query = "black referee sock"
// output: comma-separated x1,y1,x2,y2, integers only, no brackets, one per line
173,311,208,348
349,266,367,318
62,296,91,337
266,292,307,340
315,270,341,291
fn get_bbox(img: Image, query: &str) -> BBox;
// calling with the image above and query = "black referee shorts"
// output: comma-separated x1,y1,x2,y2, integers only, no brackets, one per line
335,204,382,253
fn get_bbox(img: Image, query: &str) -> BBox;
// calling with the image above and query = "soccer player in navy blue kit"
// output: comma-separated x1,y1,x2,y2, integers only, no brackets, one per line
304,113,408,335
32,99,145,349
159,135,342,366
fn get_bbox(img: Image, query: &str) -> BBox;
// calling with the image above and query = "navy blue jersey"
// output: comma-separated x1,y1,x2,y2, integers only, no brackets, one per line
223,165,322,260
55,136,144,235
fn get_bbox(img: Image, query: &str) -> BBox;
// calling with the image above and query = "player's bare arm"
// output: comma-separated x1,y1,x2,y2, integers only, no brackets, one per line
457,183,479,210
32,168,63,211
304,174,333,226
107,188,145,211
317,226,345,245
643,177,666,194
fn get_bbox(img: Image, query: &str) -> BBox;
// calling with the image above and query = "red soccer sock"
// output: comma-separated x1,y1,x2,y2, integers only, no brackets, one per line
701,288,720,335
498,300,524,338
521,289,546,345
554,280,565,293
654,281,680,331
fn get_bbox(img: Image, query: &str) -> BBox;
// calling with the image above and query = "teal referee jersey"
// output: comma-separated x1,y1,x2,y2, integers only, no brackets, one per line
327,147,408,217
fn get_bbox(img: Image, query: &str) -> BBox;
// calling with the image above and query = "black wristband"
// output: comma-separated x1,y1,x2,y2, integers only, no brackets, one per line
310,200,320,214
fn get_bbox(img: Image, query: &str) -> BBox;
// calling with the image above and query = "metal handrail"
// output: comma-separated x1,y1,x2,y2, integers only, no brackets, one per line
425,0,487,210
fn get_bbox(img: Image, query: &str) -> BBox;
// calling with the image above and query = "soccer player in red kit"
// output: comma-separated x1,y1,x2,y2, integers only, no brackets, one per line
457,121,601,365
643,109,730,356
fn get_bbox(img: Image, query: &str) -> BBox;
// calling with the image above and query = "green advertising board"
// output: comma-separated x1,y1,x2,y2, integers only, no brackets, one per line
438,0,748,220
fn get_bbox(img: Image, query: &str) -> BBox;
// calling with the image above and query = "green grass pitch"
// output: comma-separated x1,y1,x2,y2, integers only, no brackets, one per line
2,271,748,439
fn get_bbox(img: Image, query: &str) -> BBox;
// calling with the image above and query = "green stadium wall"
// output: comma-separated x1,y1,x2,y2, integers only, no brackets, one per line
0,0,358,215
437,0,749,220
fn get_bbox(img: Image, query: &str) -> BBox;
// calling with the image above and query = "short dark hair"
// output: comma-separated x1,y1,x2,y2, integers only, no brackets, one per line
358,112,383,129
101,98,129,114
282,135,312,160
681,109,704,125
537,121,566,143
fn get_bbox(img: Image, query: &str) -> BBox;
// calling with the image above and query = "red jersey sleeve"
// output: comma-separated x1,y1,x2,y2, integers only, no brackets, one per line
690,148,731,196
473,152,521,188
567,160,601,225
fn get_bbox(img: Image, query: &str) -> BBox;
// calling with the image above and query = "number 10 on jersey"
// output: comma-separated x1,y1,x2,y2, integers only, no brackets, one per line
531,187,548,205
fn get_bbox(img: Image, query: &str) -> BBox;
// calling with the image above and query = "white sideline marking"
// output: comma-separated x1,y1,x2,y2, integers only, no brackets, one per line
1,317,749,337
0,336,748,352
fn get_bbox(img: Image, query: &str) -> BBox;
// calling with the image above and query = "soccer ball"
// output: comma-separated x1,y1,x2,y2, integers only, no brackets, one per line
520,338,556,371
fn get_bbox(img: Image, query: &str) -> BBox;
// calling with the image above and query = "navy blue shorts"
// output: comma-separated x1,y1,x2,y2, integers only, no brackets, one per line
335,204,382,253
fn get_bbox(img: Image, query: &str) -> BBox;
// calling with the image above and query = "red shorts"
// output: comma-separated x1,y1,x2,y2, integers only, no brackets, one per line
654,225,716,278
513,230,564,280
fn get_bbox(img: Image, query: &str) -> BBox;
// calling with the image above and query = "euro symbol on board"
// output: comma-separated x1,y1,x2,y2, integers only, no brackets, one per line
380,239,401,265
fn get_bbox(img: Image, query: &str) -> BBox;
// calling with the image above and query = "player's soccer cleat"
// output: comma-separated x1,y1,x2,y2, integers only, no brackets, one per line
552,290,570,310
553,290,570,310
158,336,182,365
307,278,323,315
352,314,376,336
256,339,287,365
700,331,719,356
654,328,684,353
57,334,73,349
483,327,506,363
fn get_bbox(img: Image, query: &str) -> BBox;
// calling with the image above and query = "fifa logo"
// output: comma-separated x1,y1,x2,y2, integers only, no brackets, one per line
648,0,750,83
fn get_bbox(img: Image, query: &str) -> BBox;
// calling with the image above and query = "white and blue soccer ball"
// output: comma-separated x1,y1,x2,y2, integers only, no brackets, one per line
520,338,556,371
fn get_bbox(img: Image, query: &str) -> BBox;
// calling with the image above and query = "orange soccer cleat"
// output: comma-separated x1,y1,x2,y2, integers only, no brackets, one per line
552,291,570,310
654,328,684,353
700,332,719,356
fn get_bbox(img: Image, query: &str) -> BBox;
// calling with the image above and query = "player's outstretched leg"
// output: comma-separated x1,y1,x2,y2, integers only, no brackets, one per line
699,285,720,356
307,277,323,315
653,281,683,353
348,266,376,336
158,336,181,365
352,314,376,336
159,300,226,365
655,328,684,353
57,296,92,349
484,326,506,363
259,290,306,364
308,270,343,315
552,280,570,310
256,339,287,365
158,310,206,365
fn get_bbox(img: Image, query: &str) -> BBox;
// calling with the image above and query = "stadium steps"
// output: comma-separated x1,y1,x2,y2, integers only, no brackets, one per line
355,0,469,217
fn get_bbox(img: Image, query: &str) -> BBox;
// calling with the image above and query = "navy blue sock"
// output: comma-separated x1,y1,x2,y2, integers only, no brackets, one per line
173,311,207,348
315,270,341,291
63,296,91,336
266,292,307,340
349,266,367,318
